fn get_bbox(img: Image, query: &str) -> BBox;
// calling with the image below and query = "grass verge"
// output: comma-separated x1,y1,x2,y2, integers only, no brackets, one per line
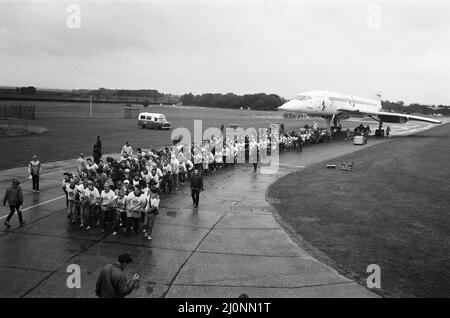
267,123,450,297
0,122,48,137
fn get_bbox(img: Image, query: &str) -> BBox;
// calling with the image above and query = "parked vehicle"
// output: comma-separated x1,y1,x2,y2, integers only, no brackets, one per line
353,135,365,145
138,112,171,130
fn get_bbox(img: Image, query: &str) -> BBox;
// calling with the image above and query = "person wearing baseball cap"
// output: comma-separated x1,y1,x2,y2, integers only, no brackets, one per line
95,253,139,298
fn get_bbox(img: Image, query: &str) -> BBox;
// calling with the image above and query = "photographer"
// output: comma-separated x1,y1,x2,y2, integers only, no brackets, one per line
95,254,139,298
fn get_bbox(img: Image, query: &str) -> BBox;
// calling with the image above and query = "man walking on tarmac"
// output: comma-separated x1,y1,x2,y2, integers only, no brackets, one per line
3,179,25,228
190,169,203,208
28,155,41,193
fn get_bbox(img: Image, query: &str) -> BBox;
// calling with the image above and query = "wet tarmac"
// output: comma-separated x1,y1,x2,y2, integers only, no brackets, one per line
5,122,439,298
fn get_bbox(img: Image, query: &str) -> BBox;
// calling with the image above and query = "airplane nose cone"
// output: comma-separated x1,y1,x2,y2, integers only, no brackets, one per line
278,100,296,111
278,102,290,111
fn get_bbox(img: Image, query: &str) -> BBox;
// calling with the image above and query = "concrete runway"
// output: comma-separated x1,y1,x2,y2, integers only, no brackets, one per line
0,121,437,298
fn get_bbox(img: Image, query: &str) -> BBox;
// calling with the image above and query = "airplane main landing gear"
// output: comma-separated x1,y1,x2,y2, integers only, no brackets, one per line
375,121,385,137
324,116,332,130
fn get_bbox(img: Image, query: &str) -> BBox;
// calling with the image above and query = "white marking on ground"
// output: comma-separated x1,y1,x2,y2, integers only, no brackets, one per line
0,195,65,220
279,163,306,169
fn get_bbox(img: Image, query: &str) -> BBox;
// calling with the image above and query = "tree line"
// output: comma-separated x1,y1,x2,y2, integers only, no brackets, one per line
15,87,37,95
382,100,450,116
179,92,286,111
5,87,449,115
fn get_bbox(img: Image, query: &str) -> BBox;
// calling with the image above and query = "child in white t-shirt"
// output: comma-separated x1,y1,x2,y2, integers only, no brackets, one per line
125,186,147,235
113,189,127,235
143,187,161,241
100,184,116,233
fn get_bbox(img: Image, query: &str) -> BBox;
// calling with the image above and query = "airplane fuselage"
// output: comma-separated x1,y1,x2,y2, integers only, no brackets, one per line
279,90,381,118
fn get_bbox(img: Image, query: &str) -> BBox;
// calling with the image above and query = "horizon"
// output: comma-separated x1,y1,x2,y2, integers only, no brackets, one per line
1,0,450,105
1,84,446,106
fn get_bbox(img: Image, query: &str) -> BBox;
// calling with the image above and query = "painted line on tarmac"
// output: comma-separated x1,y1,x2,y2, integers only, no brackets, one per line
0,195,65,220
279,163,306,169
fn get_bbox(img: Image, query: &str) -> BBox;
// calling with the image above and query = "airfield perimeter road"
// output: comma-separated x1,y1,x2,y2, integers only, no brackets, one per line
0,121,441,298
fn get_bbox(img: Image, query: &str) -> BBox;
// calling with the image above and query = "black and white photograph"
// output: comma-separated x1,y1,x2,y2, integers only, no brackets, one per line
0,0,449,302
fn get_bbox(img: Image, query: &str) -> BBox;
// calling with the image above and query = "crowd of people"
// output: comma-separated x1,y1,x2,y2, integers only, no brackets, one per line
277,122,345,152
3,121,374,234
60,128,290,239
282,112,308,120
60,123,350,239
62,137,220,240
1,119,394,298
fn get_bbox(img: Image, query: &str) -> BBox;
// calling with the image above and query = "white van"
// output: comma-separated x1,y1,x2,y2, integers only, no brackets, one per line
137,112,171,130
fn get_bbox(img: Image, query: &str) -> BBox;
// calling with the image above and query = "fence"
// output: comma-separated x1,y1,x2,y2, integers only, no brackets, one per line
0,104,35,119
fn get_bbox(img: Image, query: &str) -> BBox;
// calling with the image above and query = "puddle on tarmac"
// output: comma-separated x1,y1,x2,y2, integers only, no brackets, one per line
145,282,154,294
166,211,177,218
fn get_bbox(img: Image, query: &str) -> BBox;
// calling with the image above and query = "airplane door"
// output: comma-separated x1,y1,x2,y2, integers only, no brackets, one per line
307,96,316,112
320,99,326,111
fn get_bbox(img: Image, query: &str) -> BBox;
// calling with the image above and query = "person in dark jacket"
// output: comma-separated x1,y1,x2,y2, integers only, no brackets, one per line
3,179,25,228
93,136,102,164
96,136,102,152
95,254,139,298
190,169,204,208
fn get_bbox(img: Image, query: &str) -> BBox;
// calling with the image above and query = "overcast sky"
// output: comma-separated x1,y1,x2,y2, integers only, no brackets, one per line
1,0,449,104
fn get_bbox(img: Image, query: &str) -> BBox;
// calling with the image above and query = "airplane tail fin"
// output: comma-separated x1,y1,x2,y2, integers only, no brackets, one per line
374,75,382,101
374,91,382,101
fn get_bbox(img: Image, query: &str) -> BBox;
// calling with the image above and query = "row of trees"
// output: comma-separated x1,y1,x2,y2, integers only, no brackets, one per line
15,87,37,95
72,88,175,104
87,88,164,99
113,89,163,99
6,87,448,115
180,92,286,111
382,100,450,116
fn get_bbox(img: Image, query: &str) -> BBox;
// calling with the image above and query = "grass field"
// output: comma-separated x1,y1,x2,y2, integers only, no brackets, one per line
0,123,48,137
0,100,359,170
267,123,450,297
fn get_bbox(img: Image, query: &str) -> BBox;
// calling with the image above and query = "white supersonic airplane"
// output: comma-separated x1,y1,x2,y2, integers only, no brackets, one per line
278,90,441,133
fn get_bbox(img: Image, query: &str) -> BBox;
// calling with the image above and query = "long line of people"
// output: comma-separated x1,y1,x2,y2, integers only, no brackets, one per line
278,125,337,152
61,123,343,241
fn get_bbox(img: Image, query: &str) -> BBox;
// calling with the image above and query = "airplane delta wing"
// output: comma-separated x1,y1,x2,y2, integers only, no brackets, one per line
336,107,442,124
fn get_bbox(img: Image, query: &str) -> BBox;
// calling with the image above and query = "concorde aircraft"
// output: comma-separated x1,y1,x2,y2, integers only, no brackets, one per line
278,90,441,133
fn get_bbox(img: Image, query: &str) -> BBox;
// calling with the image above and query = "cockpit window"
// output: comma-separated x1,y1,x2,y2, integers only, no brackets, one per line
296,95,307,101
